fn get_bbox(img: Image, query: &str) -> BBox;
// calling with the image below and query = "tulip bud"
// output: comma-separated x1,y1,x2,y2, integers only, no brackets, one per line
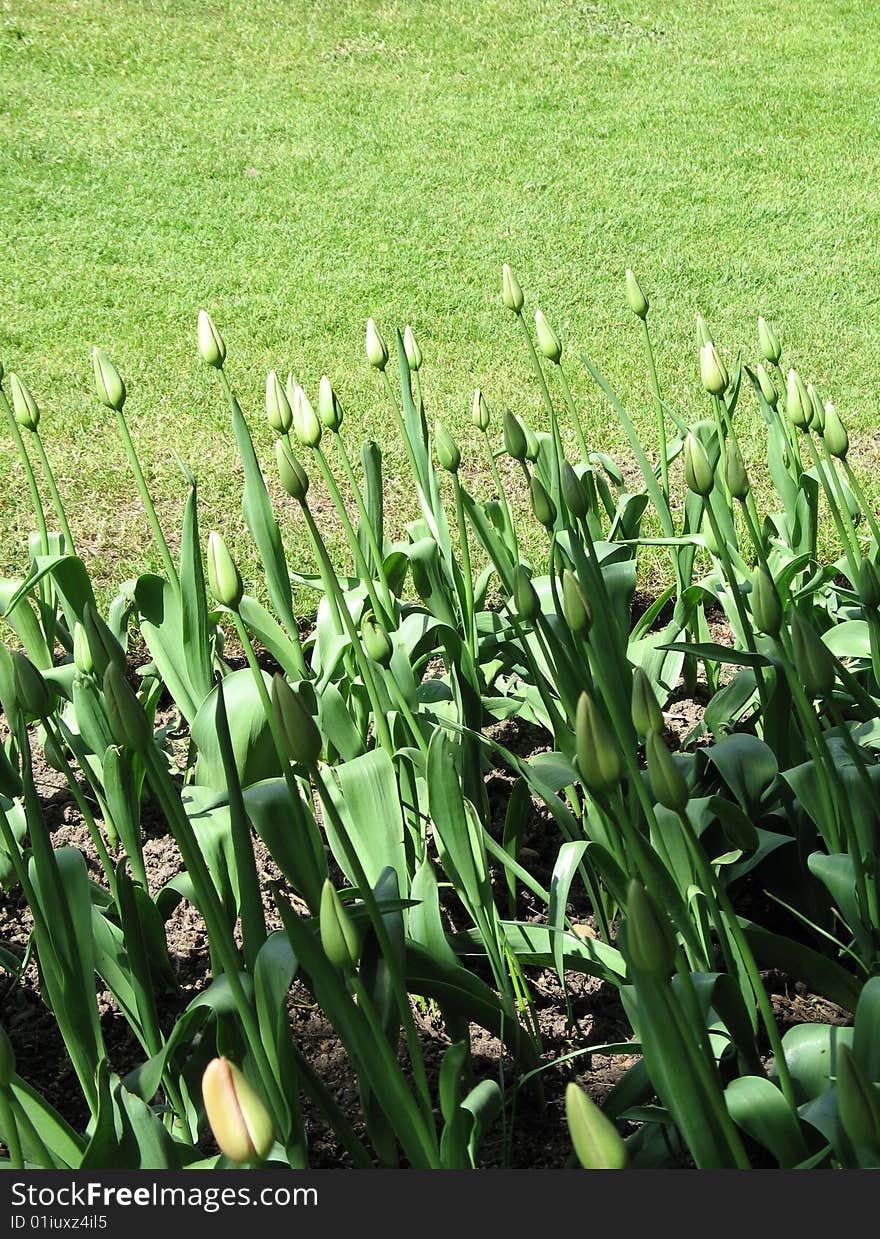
276,438,309,501
756,363,778,409
534,309,562,363
92,348,127,412
575,692,622,794
503,411,528,462
631,667,663,738
472,388,490,432
0,1024,15,1087
700,341,728,397
206,531,243,610
11,651,52,719
791,612,835,699
202,1057,274,1165
561,461,589,519
318,375,344,432
103,663,152,752
434,421,461,473
695,314,713,349
758,316,782,365
836,1045,880,1155
807,383,825,432
73,621,93,676
530,476,556,529
0,736,22,799
361,615,393,666
645,729,689,813
625,268,649,320
823,403,849,460
521,417,540,463
683,432,714,496
725,441,750,501
82,603,126,678
565,1083,627,1170
625,879,677,979
319,880,361,971
9,373,40,431
265,370,292,434
365,318,388,371
285,371,298,407
562,570,592,635
751,566,783,637
513,564,540,622
292,386,322,449
271,674,322,767
785,369,810,430
857,558,880,611
403,325,422,372
501,263,524,314
197,310,226,368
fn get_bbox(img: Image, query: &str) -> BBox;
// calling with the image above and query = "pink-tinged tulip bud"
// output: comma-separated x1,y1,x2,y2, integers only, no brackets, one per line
202,1057,274,1165
197,311,226,369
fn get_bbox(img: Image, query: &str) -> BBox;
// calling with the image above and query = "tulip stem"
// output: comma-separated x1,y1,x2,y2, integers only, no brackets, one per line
30,430,76,555
112,408,180,593
842,459,880,550
452,476,476,664
333,432,395,602
641,319,668,500
0,385,49,556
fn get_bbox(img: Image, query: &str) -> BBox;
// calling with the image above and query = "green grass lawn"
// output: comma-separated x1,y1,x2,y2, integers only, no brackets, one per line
2,0,879,608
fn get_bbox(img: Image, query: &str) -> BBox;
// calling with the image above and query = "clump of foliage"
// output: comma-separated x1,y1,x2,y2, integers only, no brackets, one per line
1,264,879,1170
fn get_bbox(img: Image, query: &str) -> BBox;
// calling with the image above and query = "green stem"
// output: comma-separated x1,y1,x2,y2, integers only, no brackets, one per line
30,431,76,555
642,319,668,499
113,408,180,592
334,432,394,607
0,386,48,555
843,459,880,550
801,434,859,585
556,364,590,462
42,718,117,898
452,476,476,664
0,1088,23,1168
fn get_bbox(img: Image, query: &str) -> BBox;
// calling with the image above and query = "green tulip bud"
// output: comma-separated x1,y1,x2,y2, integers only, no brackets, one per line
503,410,528,462
645,728,689,813
756,362,778,409
561,570,592,635
823,403,849,460
625,879,677,979
285,371,298,407
403,325,422,372
565,1082,627,1170
751,566,783,637
265,369,292,434
103,662,152,752
575,692,622,795
0,736,22,799
631,667,663,738
857,558,880,611
807,383,825,432
700,341,728,397
725,440,750,501
361,615,393,666
521,417,540,463
73,621,93,676
434,420,461,473
365,318,388,370
785,369,810,430
92,348,127,412
695,314,713,349
318,375,344,432
202,1057,275,1165
561,460,589,519
501,263,524,314
11,651,52,719
271,673,322,767
836,1045,880,1155
683,432,714,496
472,388,490,432
206,531,243,610
791,612,835,699
757,316,782,365
625,267,649,320
513,564,540,622
530,475,556,529
197,310,226,368
82,602,126,679
0,1024,15,1087
9,373,40,431
292,386,322,448
534,308,562,363
276,438,310,501
319,880,361,972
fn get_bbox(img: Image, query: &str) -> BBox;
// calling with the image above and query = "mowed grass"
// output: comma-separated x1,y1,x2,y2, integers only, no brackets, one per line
2,0,880,608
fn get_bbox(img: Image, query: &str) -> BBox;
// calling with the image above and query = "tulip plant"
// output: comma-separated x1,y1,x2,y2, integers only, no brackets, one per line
0,262,879,1171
